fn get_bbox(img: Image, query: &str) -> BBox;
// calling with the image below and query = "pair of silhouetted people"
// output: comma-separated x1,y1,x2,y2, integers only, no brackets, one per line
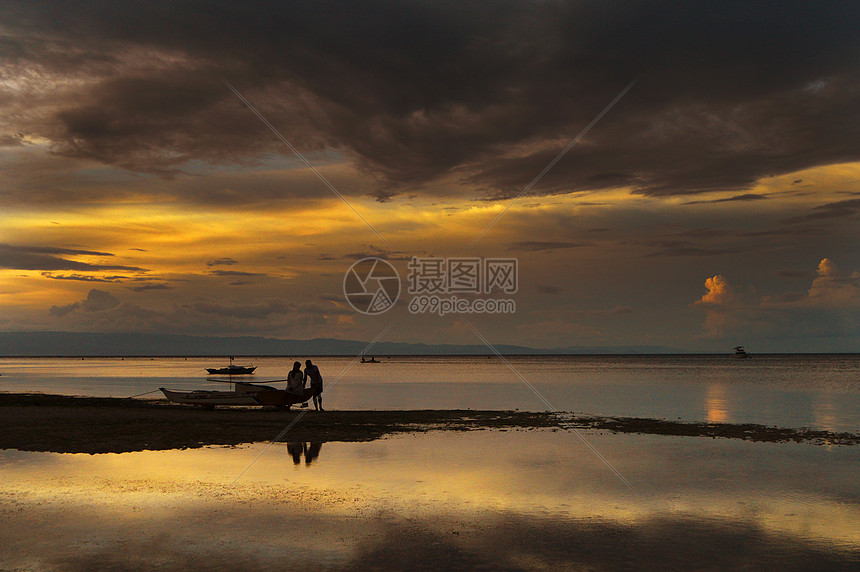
287,359,324,411
286,442,322,465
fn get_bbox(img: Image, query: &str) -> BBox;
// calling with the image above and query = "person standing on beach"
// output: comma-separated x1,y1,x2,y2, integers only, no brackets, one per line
286,361,304,395
304,359,324,411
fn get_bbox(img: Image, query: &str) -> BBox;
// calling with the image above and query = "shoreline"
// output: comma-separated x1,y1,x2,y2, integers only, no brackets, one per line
1,392,856,454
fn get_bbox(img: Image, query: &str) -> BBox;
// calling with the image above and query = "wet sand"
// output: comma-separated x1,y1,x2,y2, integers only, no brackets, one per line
1,392,856,453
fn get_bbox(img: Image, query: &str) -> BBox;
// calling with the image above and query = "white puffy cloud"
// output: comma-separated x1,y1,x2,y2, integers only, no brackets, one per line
696,274,735,305
693,274,743,337
817,258,839,277
694,258,860,344
804,258,860,308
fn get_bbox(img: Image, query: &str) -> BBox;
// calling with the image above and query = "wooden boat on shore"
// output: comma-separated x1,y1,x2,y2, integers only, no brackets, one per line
160,382,314,408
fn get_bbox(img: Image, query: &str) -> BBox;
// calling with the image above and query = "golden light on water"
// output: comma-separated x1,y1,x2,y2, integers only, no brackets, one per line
1,431,857,549
705,384,729,424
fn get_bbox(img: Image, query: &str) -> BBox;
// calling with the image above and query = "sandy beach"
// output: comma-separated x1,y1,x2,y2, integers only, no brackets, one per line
2,392,855,454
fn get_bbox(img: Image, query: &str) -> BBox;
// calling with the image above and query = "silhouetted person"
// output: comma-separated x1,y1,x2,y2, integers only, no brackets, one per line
305,442,322,465
287,442,303,465
286,361,304,395
304,359,324,411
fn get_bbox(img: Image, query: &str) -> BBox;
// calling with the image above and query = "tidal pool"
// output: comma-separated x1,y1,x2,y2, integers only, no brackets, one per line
1,430,857,570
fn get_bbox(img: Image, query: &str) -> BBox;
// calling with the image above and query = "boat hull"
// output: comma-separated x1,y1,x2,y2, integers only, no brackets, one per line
205,367,256,375
160,387,314,407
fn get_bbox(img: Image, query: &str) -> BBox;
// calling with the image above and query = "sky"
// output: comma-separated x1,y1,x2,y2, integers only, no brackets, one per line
1,1,859,352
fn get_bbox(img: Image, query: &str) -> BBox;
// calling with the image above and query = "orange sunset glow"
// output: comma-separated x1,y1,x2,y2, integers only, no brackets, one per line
1,2,859,353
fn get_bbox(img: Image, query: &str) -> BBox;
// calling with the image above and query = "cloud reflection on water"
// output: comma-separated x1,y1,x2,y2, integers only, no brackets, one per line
0,430,856,570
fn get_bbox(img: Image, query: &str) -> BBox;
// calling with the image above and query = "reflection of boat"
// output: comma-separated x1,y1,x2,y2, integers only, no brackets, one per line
733,346,750,359
160,382,314,408
206,356,256,375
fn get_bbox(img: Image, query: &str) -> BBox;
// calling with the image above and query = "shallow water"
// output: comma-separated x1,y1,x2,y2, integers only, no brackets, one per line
1,355,858,430
1,430,857,570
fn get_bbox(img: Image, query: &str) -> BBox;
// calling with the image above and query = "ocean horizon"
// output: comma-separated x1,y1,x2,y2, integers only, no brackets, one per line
2,354,858,431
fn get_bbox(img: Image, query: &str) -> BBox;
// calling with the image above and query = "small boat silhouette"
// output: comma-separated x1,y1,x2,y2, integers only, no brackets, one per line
205,356,256,375
733,346,751,359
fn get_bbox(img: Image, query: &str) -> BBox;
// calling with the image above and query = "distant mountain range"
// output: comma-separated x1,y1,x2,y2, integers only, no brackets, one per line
0,331,685,356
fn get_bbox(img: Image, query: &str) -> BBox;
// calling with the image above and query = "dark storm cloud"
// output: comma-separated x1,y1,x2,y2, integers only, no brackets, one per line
683,193,770,206
208,269,266,277
48,302,79,318
740,226,827,238
49,288,121,317
184,299,292,319
641,215,840,257
507,241,591,252
642,227,758,257
128,282,171,292
0,244,145,271
646,243,751,257
41,272,125,283
0,244,112,257
2,1,859,201
341,247,413,261
781,198,860,224
206,258,238,267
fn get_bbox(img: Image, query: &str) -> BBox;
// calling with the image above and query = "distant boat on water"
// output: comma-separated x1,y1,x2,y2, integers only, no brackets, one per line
206,356,256,375
733,346,751,359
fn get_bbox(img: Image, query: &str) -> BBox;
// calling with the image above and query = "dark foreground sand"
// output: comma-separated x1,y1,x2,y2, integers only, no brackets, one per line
1,392,856,453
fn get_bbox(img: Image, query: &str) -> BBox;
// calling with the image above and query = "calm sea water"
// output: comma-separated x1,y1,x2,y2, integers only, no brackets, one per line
1,354,858,431
2,430,857,569
2,355,858,569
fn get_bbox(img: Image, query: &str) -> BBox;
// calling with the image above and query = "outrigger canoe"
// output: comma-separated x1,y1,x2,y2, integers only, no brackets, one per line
160,382,314,408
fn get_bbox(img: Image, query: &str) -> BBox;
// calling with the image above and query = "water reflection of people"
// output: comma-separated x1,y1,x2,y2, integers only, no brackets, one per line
305,442,322,465
287,441,304,464
286,442,323,466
